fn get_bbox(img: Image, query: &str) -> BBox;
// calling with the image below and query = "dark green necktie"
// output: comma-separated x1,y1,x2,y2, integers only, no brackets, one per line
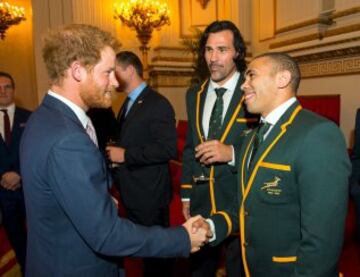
249,121,271,168
208,88,226,139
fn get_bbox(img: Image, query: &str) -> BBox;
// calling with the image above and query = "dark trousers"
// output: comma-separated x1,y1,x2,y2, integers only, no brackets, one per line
126,206,175,277
190,236,243,277
0,189,27,273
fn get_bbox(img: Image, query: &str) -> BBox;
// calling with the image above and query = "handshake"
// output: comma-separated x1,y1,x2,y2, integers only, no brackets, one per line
182,215,213,253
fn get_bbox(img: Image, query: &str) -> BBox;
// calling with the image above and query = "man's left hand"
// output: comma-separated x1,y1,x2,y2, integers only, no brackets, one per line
106,146,125,163
195,140,233,165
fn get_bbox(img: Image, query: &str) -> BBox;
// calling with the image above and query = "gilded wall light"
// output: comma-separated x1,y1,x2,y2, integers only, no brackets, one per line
0,1,26,40
114,0,170,79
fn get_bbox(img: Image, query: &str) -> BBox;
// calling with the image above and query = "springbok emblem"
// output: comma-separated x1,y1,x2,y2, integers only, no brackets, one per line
261,176,281,190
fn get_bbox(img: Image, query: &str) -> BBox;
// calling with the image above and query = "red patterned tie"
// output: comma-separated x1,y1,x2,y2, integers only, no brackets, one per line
1,109,11,146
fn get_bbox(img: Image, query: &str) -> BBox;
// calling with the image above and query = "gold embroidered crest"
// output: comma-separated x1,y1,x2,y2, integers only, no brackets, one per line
261,176,282,195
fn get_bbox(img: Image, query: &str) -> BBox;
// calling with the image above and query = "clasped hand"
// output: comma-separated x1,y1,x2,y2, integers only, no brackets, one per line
182,215,213,253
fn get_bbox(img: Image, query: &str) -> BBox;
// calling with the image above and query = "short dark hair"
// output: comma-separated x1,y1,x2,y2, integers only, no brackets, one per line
116,51,143,78
0,71,15,88
199,20,247,73
255,52,301,93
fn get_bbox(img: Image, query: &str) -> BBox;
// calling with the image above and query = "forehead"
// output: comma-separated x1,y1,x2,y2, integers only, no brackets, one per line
247,57,274,72
0,76,12,84
206,30,234,46
95,46,115,68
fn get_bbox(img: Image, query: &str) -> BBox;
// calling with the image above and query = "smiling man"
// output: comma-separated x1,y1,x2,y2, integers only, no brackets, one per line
19,24,208,277
207,52,351,277
180,20,256,277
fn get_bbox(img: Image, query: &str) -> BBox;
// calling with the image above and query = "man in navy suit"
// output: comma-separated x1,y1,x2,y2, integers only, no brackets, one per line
0,71,30,273
106,51,177,277
20,24,209,277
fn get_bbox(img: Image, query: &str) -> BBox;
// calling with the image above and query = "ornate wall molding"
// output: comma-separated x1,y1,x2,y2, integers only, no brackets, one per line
296,46,360,78
275,6,360,35
270,23,360,49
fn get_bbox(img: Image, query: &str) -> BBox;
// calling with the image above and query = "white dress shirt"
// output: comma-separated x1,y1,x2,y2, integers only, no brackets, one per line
0,103,15,140
202,71,240,138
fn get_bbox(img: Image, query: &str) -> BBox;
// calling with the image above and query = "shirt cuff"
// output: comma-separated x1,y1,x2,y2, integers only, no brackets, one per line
227,145,235,166
181,198,190,202
205,218,216,242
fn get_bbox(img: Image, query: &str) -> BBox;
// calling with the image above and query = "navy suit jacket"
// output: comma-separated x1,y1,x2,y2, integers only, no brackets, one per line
0,106,31,191
113,86,177,211
20,95,190,277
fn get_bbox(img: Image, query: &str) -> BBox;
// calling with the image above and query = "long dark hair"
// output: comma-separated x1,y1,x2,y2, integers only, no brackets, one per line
199,20,247,73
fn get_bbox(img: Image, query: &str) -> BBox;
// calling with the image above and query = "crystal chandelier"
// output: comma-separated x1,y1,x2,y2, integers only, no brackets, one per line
0,1,26,40
114,0,170,79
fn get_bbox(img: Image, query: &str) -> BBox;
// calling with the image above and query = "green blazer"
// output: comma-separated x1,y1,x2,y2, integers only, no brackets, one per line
211,101,351,277
180,75,257,221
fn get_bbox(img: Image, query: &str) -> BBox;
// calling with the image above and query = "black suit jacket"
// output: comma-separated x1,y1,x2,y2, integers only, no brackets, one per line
0,106,31,187
113,86,177,211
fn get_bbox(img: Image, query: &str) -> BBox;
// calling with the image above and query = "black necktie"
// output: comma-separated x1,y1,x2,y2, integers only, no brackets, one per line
117,97,131,133
208,88,226,139
248,121,271,168
1,109,11,146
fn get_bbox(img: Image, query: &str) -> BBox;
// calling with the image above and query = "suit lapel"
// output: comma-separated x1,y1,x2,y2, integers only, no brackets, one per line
219,75,245,143
241,101,303,199
195,80,209,143
120,86,149,134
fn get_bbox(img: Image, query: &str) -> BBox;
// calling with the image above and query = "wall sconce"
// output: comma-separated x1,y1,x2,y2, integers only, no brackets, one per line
0,1,26,40
114,0,170,79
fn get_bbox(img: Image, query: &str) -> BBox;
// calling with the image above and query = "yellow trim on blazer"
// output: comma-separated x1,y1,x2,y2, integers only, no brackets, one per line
181,184,192,189
272,256,297,263
195,80,208,143
195,81,246,215
208,96,245,214
219,96,244,143
214,211,232,236
259,162,291,171
236,118,258,123
239,105,302,277
209,166,216,213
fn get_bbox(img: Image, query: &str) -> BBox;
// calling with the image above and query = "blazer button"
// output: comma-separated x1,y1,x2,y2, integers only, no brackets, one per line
244,211,249,216
243,242,248,247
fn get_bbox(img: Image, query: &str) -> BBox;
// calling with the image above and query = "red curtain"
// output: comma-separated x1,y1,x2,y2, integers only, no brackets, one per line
298,95,340,126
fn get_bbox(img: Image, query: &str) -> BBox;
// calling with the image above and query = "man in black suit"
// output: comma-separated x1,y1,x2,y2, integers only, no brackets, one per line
0,71,31,273
107,51,177,276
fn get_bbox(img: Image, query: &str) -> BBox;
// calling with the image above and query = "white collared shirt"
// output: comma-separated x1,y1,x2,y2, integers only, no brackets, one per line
48,90,91,129
261,97,297,140
202,71,240,138
0,103,15,140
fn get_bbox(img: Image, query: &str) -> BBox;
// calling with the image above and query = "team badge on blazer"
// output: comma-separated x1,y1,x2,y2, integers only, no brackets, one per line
261,176,282,195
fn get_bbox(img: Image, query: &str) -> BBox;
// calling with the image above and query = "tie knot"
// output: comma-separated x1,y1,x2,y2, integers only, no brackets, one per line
257,121,271,138
0,109,8,114
215,88,226,98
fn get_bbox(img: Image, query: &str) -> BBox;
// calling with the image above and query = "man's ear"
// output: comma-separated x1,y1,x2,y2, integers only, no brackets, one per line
70,61,86,82
276,70,292,89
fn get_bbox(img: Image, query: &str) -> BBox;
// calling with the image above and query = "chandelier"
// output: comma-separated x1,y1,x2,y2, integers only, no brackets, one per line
0,1,26,40
114,0,170,79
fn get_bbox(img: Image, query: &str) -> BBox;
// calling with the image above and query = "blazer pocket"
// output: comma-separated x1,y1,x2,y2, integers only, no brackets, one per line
256,164,294,205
